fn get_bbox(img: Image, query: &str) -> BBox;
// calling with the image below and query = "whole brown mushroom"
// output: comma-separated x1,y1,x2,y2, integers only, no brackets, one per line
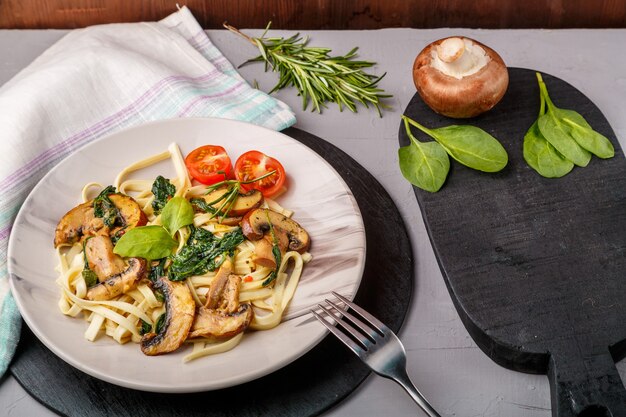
413,37,508,118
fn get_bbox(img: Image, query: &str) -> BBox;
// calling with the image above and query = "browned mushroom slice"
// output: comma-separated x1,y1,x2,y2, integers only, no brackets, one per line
54,194,147,247
188,303,253,339
109,194,148,228
141,277,195,356
86,258,147,301
84,235,126,282
205,260,232,309
241,208,310,253
199,186,264,217
54,202,104,247
252,228,289,269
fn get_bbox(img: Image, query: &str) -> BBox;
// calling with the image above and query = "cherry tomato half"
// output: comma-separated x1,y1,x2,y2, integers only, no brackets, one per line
234,151,286,198
185,145,232,185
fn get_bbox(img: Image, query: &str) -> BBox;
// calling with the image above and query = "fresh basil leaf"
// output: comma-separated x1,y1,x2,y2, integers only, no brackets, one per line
523,120,574,178
161,196,194,236
113,225,177,260
427,125,508,173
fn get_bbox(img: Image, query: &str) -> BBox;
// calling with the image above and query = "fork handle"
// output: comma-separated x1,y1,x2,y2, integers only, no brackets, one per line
392,369,442,417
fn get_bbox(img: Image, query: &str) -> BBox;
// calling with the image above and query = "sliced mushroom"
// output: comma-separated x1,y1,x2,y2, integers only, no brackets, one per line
109,194,148,230
84,235,126,282
241,208,310,253
199,187,264,217
141,277,195,356
252,228,289,269
86,258,147,301
188,303,253,339
54,202,104,247
54,193,147,247
205,260,233,309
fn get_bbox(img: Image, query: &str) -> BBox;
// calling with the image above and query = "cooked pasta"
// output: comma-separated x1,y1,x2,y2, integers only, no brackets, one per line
55,143,311,361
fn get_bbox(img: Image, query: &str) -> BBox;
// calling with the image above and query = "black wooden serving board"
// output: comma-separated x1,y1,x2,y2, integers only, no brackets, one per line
10,127,413,417
399,67,626,417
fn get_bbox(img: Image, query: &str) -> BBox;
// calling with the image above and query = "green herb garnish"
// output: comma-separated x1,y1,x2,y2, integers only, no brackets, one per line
160,196,194,236
93,185,119,227
168,226,245,281
151,176,176,215
399,115,508,192
224,22,392,115
113,225,177,260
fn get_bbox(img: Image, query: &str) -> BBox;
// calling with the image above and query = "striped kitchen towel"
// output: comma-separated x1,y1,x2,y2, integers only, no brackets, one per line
0,5,295,376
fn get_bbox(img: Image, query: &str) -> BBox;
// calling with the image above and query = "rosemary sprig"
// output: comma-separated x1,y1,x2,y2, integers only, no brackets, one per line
224,22,392,116
193,170,277,222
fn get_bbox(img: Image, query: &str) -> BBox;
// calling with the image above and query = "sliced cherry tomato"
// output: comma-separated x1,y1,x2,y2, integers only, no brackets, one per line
234,151,286,198
185,145,232,185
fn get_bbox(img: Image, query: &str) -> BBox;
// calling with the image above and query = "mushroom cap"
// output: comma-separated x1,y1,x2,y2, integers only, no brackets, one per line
413,37,509,118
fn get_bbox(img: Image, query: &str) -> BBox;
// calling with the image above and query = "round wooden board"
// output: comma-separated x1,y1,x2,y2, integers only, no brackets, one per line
10,127,413,417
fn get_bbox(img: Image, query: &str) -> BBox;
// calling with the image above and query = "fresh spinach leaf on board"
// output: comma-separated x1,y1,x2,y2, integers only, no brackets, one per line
151,176,176,215
399,115,507,192
160,196,194,236
523,89,574,178
398,116,450,193
113,225,177,260
523,72,615,177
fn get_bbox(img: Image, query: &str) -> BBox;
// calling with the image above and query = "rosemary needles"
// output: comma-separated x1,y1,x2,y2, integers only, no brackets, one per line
224,22,392,116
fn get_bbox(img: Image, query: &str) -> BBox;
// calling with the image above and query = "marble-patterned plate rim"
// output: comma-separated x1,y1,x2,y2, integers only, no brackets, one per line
8,117,366,393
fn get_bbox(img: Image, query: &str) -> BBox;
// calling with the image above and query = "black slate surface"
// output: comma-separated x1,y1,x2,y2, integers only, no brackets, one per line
399,67,626,417
10,127,413,417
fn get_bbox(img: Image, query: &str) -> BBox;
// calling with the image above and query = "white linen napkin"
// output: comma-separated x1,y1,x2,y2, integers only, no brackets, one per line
0,5,295,376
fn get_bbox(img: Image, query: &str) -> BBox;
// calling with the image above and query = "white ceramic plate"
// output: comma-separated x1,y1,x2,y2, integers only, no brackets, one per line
8,118,366,393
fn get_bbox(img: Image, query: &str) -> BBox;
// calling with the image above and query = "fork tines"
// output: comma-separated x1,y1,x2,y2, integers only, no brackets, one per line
311,291,389,354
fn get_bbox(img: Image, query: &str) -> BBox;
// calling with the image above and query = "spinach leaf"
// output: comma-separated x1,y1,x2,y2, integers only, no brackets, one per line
149,258,167,282
190,198,217,214
523,89,574,178
169,226,244,281
562,116,614,159
523,120,574,178
399,117,450,193
262,213,283,287
425,125,508,172
81,239,98,287
139,320,152,335
93,185,119,227
151,176,176,215
161,196,194,236
155,314,166,334
113,225,177,260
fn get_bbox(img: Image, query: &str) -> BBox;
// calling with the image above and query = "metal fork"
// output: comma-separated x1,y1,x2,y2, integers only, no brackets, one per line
311,291,441,417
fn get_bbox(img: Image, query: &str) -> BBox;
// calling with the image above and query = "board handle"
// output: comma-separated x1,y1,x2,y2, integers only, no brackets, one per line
548,348,626,417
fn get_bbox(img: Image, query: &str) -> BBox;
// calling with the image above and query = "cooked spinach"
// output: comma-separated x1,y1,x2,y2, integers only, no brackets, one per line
139,320,152,335
398,115,507,192
81,238,98,287
190,198,217,214
262,213,283,287
155,314,166,334
149,258,167,282
151,176,176,215
523,73,614,177
93,185,119,227
168,226,245,281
